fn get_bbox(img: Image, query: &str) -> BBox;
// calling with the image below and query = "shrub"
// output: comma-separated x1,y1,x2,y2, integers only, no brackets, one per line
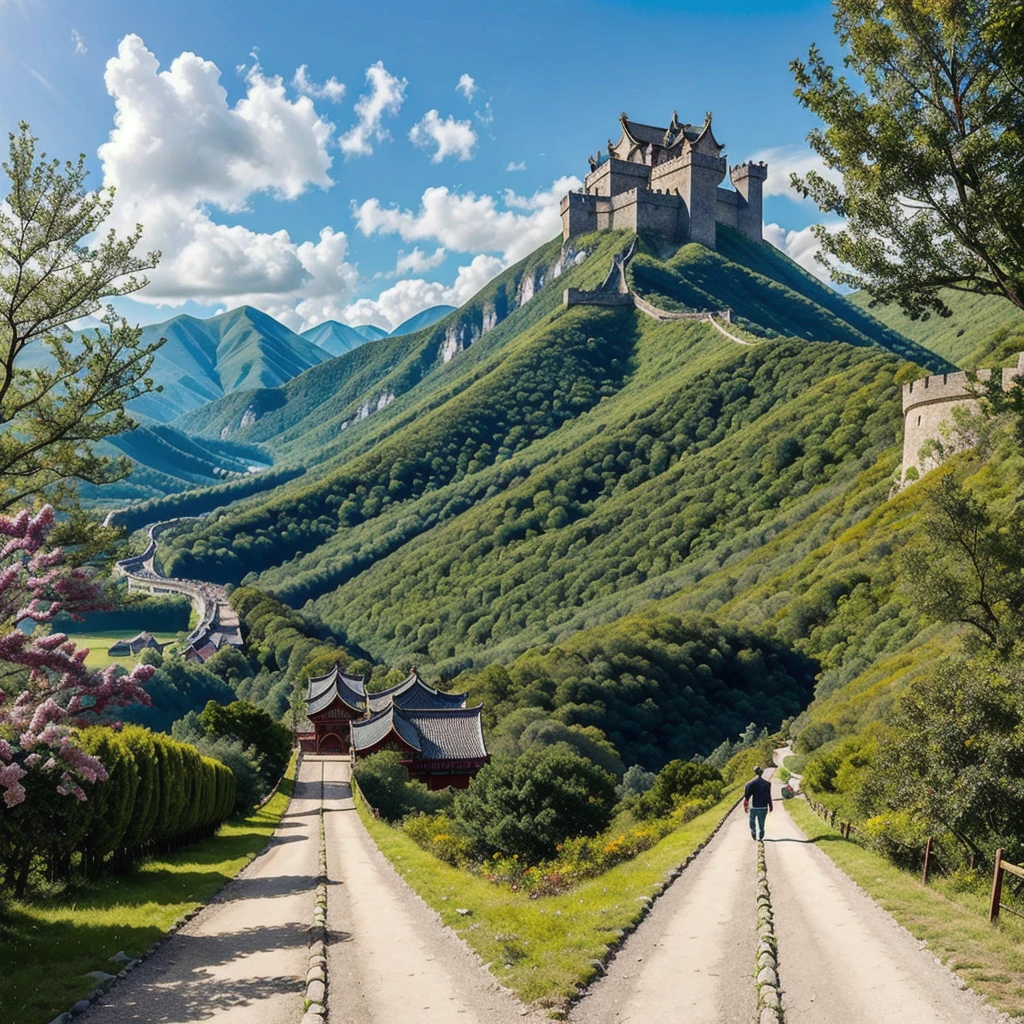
402,812,474,867
453,748,617,861
636,760,723,819
352,751,453,822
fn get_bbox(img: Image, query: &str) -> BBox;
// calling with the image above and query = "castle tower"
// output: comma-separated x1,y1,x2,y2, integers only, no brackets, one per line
675,137,727,248
729,162,767,242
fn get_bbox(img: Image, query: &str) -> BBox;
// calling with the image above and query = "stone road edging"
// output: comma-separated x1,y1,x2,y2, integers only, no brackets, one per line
755,840,784,1024
301,793,329,1024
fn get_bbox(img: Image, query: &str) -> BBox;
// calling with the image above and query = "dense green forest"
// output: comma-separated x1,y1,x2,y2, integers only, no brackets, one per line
124,225,1024,780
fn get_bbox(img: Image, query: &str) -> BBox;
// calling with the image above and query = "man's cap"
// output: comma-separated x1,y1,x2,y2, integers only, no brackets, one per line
753,765,763,776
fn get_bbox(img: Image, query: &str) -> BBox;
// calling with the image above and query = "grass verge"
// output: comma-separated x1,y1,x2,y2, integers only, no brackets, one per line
0,752,297,1024
352,780,738,1014
788,797,1024,1018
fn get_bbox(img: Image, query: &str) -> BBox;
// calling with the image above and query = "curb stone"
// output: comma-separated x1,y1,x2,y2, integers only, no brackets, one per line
754,841,784,1023
302,794,329,1021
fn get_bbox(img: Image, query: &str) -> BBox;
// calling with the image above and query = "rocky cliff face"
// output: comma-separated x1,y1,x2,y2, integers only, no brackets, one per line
436,241,591,366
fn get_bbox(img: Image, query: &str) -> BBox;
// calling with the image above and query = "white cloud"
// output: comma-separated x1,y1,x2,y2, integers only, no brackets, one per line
353,174,581,264
455,73,477,101
748,145,843,202
98,34,359,330
409,109,477,163
392,246,447,276
293,64,345,103
764,221,846,283
474,100,494,127
72,29,86,55
342,253,505,331
339,60,407,158
506,160,526,172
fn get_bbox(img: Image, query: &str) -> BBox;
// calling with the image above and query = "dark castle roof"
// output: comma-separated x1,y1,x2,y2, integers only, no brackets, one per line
615,111,724,159
366,670,468,714
305,664,367,715
351,704,487,761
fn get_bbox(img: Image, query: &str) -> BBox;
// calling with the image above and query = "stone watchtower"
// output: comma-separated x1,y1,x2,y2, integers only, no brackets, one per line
901,353,1024,483
560,111,767,249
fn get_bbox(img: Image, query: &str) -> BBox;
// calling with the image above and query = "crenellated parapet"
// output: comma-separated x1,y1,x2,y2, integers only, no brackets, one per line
901,354,1024,484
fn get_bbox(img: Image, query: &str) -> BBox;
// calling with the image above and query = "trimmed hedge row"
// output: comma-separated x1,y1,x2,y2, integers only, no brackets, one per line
1,726,236,891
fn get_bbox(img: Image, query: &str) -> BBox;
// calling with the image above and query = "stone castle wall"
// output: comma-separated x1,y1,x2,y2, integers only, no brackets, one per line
901,356,1024,481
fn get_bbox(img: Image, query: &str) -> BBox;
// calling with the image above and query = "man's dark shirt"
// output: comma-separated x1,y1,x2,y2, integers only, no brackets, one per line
744,776,773,810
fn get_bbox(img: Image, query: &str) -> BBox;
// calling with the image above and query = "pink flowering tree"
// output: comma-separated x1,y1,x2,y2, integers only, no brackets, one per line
0,506,152,808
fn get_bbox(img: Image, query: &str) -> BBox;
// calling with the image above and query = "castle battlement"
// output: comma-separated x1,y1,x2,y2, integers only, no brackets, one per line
562,111,765,250
901,353,1024,484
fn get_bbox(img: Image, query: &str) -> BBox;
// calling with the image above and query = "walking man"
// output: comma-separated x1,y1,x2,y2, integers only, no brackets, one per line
744,765,773,841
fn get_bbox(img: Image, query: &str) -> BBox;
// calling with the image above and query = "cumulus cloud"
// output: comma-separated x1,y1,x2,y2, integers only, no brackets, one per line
342,253,505,331
409,109,477,163
748,145,843,202
764,220,846,283
455,73,477,101
506,160,526,172
353,174,581,264
72,29,86,55
293,64,345,102
391,246,447,277
339,60,407,158
98,34,358,329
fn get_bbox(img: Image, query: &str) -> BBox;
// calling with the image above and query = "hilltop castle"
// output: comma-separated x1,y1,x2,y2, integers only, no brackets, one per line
560,111,767,248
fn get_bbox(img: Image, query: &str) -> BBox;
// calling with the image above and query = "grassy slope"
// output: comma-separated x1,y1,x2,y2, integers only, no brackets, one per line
352,778,740,1010
848,288,1024,366
0,754,297,1024
788,799,1024,1018
60,631,181,670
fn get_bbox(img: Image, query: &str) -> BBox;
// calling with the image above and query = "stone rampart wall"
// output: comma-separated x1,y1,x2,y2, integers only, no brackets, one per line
563,288,634,309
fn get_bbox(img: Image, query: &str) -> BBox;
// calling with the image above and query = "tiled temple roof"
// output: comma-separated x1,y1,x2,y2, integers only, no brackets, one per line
351,704,487,761
306,664,367,716
366,670,468,714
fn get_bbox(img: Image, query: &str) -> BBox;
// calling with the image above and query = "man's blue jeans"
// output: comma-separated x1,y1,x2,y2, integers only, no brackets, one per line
749,805,768,840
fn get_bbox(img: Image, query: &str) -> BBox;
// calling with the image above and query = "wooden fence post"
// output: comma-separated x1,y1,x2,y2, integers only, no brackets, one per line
990,848,1004,923
922,837,932,884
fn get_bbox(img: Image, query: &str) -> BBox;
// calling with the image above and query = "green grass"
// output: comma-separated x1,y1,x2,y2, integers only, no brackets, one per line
0,753,297,1024
352,780,739,1013
61,631,180,670
788,797,1024,1018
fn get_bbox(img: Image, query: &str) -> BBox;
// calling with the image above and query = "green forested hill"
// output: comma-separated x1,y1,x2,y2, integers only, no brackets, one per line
848,288,1024,365
134,225,992,765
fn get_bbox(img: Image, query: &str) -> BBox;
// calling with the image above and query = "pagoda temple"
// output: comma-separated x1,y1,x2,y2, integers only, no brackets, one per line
351,703,488,790
298,665,368,754
298,668,489,788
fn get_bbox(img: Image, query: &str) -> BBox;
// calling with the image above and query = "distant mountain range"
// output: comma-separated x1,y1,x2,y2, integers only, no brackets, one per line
389,305,457,338
300,321,389,358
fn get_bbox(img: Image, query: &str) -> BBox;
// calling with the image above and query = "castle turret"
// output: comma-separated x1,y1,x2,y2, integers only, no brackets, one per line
675,137,727,248
729,161,767,242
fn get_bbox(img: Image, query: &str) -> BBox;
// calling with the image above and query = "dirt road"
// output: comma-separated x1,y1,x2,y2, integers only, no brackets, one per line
320,755,547,1024
766,773,1004,1024
567,803,757,1024
80,756,322,1024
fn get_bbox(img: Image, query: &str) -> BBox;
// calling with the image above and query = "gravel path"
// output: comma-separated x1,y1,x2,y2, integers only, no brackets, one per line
767,773,1006,1024
567,802,757,1024
319,755,548,1024
79,756,322,1024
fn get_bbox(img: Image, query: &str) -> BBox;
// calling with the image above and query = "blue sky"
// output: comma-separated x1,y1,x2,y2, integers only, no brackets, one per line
0,0,846,332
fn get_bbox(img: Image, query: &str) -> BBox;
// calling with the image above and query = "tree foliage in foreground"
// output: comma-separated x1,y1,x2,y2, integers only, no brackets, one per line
0,123,161,512
791,1,1024,315
0,505,152,808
